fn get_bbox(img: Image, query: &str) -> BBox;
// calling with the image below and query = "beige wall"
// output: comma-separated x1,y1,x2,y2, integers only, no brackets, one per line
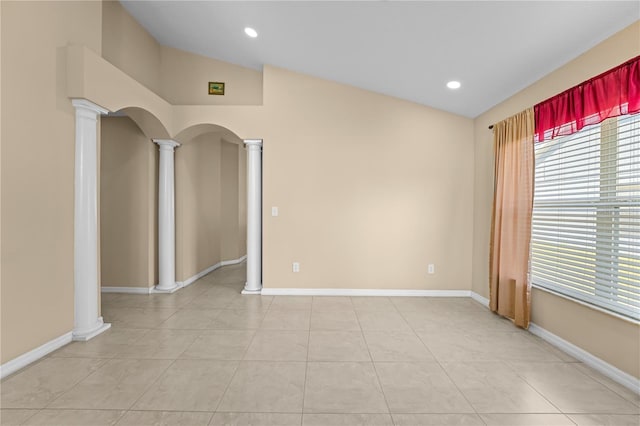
472,21,640,378
221,141,240,260
0,0,102,363
102,0,161,95
176,133,223,281
161,46,263,106
261,66,475,290
101,2,262,106
238,146,247,256
100,116,157,288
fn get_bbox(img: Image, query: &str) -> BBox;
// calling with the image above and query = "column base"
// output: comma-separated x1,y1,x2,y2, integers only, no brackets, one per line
242,283,262,295
73,318,111,342
152,283,181,294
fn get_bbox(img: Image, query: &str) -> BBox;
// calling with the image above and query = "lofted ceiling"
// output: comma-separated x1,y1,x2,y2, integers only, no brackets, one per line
120,1,639,118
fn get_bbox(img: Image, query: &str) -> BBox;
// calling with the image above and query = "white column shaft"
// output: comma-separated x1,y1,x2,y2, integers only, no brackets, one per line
243,139,263,294
154,139,180,292
72,99,110,341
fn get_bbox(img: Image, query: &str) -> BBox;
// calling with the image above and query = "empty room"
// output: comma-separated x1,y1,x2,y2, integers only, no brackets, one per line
0,1,639,425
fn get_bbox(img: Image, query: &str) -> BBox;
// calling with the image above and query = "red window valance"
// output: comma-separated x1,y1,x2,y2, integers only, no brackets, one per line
534,55,640,142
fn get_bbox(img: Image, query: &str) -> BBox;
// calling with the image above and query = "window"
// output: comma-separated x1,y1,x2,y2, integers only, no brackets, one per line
531,113,640,321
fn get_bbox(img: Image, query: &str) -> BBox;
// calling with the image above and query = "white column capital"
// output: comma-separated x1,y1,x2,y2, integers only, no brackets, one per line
153,139,181,150
244,139,263,149
71,98,109,116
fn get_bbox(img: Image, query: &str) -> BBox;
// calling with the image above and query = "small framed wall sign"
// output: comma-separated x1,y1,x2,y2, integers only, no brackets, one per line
208,82,225,95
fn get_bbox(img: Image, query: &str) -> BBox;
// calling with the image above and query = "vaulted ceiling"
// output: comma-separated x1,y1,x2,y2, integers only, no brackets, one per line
121,1,639,118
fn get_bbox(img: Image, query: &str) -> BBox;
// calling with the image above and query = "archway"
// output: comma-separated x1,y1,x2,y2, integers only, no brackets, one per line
174,124,262,294
71,97,263,342
71,100,173,340
100,108,166,296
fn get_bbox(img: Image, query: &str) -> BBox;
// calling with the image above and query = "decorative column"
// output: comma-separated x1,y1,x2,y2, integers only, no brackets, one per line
153,139,180,292
242,139,263,294
72,99,111,341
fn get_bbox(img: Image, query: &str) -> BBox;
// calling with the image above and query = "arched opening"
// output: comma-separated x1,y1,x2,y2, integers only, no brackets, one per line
173,124,249,291
99,109,164,296
72,97,262,339
98,107,170,325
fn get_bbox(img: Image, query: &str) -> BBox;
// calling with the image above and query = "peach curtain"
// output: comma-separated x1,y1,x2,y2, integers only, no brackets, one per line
489,108,535,328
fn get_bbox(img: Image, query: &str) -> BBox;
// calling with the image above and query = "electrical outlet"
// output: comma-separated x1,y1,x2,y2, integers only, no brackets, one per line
428,264,435,274
293,262,300,273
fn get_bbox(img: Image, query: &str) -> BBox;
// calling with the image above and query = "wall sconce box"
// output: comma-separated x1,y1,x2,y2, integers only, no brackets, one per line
208,82,225,95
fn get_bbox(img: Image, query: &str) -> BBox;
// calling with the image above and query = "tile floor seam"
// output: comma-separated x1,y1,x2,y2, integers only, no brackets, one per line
365,336,394,417
400,309,440,362
211,324,262,413
124,357,179,412
573,364,640,408
421,338,481,418
300,327,311,426
36,357,111,411
508,361,603,415
174,329,209,360
500,358,566,416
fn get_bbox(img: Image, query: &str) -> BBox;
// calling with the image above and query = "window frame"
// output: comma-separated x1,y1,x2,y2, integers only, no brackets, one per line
530,113,640,322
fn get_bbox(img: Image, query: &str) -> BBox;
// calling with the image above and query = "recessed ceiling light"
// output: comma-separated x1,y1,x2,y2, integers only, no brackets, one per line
244,27,258,38
447,81,461,89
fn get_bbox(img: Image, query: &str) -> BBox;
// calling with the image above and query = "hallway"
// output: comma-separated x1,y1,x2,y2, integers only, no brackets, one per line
1,264,638,425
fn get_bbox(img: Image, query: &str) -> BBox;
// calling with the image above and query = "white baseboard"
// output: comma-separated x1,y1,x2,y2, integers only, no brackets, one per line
0,332,73,379
470,291,490,307
178,255,247,288
261,288,472,297
101,286,153,294
101,255,248,294
470,291,639,394
529,323,640,395
177,262,224,288
221,255,247,267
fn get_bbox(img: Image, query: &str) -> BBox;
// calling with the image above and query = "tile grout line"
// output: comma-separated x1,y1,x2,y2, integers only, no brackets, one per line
409,315,485,425
300,303,312,426
353,302,395,424
500,359,566,418
211,316,263,415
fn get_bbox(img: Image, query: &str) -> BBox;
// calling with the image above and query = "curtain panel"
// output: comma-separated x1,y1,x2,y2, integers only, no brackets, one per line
490,108,535,328
534,55,640,142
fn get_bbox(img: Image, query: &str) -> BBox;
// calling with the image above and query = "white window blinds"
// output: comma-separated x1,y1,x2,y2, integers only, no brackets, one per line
531,113,640,321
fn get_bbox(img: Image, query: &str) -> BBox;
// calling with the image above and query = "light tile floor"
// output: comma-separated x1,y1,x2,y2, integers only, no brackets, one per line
1,263,639,425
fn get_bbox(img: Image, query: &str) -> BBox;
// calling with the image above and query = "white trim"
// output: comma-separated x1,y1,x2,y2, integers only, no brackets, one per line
101,286,153,294
72,319,110,341
529,323,640,395
470,291,490,307
0,332,73,379
221,255,247,267
471,290,639,394
100,256,247,294
260,288,472,297
177,255,248,288
177,261,223,288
